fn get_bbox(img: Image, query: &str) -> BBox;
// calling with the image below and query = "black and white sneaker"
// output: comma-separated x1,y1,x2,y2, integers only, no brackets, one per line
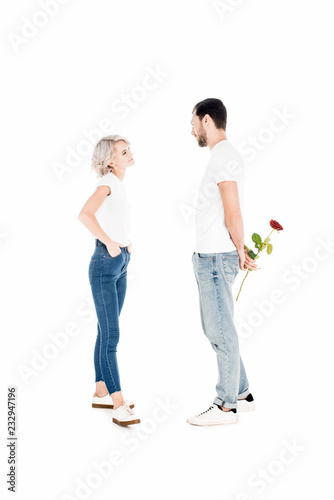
186,404,237,426
237,393,255,412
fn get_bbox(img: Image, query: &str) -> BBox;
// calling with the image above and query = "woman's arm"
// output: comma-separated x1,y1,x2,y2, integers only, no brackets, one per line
78,186,121,256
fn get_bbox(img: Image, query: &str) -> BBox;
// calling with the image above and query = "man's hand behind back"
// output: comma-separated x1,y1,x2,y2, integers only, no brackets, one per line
239,248,258,271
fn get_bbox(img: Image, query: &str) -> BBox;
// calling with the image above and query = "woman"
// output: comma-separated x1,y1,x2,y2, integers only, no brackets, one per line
78,135,140,426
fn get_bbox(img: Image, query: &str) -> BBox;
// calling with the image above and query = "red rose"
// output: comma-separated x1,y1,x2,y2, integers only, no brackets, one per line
270,220,283,231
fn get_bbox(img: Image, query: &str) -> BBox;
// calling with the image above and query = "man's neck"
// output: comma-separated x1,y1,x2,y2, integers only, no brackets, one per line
207,131,227,150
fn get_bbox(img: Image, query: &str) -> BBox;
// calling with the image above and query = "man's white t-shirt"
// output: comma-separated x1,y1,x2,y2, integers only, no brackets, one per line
94,172,131,246
194,139,245,253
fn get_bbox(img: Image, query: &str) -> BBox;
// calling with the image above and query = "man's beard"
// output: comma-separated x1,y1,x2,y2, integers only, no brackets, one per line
197,130,207,147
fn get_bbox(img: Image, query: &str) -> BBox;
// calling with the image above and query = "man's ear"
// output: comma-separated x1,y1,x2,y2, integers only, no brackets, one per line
203,114,210,126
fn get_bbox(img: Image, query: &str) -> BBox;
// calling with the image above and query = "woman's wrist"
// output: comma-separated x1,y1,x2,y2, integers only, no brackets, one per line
103,237,113,246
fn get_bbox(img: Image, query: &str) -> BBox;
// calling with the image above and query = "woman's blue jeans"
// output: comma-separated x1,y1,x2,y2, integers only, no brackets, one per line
89,239,131,394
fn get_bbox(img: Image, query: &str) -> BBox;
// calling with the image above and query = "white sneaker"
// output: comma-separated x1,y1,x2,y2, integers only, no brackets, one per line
186,404,237,426
92,393,135,409
112,401,141,426
237,393,255,412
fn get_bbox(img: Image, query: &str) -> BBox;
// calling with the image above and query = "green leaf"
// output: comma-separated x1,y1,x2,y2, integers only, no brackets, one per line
267,243,273,255
248,250,257,259
252,233,262,245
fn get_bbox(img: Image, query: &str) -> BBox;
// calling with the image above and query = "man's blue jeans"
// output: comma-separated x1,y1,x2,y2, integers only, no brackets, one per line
89,239,131,394
192,250,250,409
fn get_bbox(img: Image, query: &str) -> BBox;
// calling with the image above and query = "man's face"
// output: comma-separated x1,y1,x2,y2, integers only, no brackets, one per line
191,112,207,147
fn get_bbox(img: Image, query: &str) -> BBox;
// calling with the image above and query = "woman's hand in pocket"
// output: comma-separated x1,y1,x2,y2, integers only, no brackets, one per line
106,241,121,257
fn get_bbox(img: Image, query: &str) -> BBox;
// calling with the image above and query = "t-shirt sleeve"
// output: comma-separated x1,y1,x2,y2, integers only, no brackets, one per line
210,149,244,184
95,176,113,194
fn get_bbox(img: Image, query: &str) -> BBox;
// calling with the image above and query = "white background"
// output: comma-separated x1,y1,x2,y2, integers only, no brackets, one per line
1,0,333,498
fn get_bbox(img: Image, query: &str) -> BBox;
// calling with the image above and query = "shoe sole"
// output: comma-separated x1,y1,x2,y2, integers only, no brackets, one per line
237,402,255,413
186,418,237,426
92,403,135,409
112,418,141,426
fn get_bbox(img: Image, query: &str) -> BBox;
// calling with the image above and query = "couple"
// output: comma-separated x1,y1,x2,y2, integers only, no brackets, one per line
78,98,257,427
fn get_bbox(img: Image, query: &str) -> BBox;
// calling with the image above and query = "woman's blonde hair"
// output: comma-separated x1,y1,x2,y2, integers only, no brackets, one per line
91,135,130,178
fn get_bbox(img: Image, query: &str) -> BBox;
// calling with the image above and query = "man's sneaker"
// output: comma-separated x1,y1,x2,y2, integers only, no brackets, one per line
186,404,237,426
237,393,255,412
112,401,141,426
92,393,135,409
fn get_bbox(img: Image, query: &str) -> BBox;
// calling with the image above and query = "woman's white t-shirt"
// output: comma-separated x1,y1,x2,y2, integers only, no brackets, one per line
94,172,131,246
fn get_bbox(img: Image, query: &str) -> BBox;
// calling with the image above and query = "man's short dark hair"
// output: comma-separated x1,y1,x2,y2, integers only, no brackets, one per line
192,98,227,130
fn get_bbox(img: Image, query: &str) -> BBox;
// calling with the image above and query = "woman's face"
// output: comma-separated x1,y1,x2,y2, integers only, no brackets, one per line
110,140,135,169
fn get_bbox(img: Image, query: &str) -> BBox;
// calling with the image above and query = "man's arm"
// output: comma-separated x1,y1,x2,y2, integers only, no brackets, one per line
218,181,257,271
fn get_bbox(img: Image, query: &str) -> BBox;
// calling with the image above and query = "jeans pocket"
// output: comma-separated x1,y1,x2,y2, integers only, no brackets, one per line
104,251,122,259
222,257,239,284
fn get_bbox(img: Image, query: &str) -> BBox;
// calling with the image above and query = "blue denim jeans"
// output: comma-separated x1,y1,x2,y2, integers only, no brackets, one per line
192,250,250,409
89,239,131,394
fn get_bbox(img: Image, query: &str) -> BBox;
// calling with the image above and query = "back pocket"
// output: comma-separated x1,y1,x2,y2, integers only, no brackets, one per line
222,256,239,284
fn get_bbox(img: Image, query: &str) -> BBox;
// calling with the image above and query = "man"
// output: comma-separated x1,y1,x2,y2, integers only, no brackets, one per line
187,98,257,426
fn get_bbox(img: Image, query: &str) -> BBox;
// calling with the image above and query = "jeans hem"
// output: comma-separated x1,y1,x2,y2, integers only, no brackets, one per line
237,388,250,400
213,397,238,410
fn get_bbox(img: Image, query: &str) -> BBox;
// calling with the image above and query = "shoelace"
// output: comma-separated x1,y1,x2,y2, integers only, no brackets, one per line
195,405,215,417
122,401,134,415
